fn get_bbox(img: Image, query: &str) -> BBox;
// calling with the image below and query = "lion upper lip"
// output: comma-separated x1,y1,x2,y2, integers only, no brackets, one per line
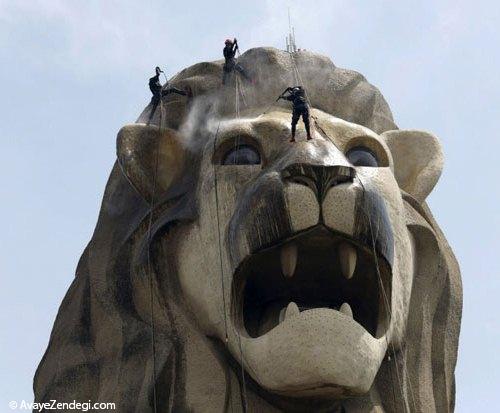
231,225,392,339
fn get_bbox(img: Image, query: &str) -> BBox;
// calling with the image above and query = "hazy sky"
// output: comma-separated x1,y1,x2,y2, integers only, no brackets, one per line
1,0,499,411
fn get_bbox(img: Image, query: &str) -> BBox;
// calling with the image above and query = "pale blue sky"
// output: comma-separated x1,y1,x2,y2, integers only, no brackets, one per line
1,0,498,411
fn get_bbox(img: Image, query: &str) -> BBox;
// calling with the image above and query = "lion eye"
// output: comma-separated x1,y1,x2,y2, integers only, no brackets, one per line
222,145,261,165
346,147,379,167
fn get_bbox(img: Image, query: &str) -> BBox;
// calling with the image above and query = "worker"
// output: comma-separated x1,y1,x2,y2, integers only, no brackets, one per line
148,66,190,121
277,86,312,142
222,38,252,85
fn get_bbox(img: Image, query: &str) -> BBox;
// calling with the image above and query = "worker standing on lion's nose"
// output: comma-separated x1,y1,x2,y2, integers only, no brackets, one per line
278,86,312,142
148,66,190,122
222,38,252,85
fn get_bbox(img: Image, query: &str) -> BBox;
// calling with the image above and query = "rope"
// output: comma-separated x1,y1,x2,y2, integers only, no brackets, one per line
237,79,248,110
290,51,412,409
282,52,413,410
356,176,416,413
369,216,408,413
293,62,411,403
212,121,230,345
145,96,164,413
211,45,253,412
233,71,249,413
212,118,237,413
146,67,252,411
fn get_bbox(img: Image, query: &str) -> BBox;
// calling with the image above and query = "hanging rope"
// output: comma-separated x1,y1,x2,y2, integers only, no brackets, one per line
212,121,230,344
212,117,243,413
144,61,251,412
145,95,164,413
232,71,249,412
356,176,417,413
369,215,413,413
211,67,252,411
210,53,256,412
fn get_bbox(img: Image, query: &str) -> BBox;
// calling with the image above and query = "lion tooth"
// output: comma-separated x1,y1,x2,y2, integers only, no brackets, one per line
284,301,300,320
338,242,357,279
279,302,300,323
339,302,353,318
280,242,297,278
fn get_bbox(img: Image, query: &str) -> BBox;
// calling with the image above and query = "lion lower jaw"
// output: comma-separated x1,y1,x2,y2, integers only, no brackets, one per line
232,308,387,397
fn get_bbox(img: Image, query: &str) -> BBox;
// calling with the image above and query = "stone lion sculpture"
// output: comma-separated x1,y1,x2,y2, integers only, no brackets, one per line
35,48,461,412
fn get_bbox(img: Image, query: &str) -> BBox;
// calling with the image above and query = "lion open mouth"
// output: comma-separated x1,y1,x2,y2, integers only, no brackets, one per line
232,226,392,339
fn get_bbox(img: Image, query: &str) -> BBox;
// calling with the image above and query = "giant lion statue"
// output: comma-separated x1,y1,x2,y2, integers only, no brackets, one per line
35,47,462,412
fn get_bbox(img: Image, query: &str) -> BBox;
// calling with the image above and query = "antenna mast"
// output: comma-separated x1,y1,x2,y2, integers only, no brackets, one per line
286,8,298,53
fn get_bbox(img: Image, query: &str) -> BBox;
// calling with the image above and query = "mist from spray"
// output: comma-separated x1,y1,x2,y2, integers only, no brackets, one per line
177,93,223,152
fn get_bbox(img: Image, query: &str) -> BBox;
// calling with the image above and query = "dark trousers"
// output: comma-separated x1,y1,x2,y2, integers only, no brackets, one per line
222,60,251,84
291,106,311,139
148,88,187,122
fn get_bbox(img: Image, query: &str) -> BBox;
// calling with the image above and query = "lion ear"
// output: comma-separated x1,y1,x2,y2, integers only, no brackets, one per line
117,124,185,202
381,130,444,202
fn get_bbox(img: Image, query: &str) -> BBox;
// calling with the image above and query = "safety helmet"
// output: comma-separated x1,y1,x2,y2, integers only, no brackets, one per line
225,39,233,45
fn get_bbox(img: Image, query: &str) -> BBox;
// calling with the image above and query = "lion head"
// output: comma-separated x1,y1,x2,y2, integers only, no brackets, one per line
35,48,461,412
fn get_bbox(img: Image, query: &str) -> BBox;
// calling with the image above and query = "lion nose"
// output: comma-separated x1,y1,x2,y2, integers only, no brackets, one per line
282,163,356,203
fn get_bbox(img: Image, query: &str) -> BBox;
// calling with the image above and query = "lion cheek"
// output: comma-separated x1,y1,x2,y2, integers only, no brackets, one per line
174,224,226,337
357,168,416,348
387,229,416,349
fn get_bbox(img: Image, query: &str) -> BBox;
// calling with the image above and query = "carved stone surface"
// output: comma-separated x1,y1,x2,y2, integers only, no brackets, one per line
35,47,461,412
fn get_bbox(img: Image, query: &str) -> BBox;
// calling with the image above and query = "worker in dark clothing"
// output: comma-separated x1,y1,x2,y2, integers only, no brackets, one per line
222,38,252,85
278,86,312,142
148,66,189,122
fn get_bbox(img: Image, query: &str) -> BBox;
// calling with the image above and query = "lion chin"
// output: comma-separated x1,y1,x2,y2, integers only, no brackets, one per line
35,48,461,413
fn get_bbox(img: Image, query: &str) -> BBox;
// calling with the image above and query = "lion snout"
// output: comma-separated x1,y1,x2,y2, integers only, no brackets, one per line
282,163,356,204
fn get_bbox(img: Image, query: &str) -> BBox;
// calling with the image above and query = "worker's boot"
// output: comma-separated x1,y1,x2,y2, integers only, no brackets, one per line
305,120,312,140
